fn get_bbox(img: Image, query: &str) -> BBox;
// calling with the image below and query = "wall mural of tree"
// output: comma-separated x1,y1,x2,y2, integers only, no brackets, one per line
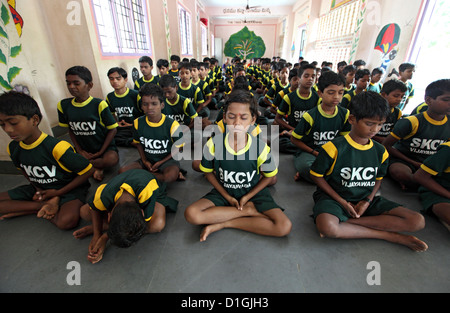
224,26,266,60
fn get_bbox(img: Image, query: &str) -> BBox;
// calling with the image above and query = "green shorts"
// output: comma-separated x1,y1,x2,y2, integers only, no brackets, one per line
8,183,90,207
312,190,401,222
202,187,283,213
419,187,450,214
155,181,179,212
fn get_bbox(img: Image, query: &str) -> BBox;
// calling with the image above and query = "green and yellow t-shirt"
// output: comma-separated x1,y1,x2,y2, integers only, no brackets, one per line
419,141,450,191
390,111,449,163
278,89,321,127
133,114,184,163
310,134,389,202
162,94,198,126
134,75,160,91
200,133,277,199
292,105,351,151
58,96,118,153
177,82,205,111
375,107,402,138
8,132,92,190
106,88,142,124
88,169,160,221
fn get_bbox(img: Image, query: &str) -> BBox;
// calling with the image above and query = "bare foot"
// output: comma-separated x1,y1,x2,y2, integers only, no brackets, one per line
37,196,60,220
294,172,301,181
395,234,428,252
177,171,186,181
200,223,225,242
73,225,93,239
93,169,104,181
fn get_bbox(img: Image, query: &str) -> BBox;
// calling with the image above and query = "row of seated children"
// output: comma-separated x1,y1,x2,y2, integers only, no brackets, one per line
0,58,447,262
0,83,433,263
244,56,447,211
258,58,448,233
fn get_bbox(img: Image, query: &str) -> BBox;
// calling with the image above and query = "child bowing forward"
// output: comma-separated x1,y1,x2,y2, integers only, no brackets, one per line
185,90,292,241
74,169,178,263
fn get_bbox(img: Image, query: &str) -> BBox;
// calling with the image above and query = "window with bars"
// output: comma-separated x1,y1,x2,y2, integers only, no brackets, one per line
201,24,208,56
211,33,215,57
91,0,152,56
178,5,193,56
313,0,360,68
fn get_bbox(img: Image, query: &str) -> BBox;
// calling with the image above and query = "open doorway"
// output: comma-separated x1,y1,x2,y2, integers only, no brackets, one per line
404,0,450,114
292,24,307,63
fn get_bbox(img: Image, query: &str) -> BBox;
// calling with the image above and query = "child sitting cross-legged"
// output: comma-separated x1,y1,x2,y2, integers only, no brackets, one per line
310,91,427,251
184,90,292,242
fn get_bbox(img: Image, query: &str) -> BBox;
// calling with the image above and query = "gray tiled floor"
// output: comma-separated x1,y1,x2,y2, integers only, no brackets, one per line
0,122,449,293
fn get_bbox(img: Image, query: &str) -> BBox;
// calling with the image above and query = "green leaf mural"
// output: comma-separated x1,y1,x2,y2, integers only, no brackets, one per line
0,2,23,91
1,3,9,25
224,26,266,60
10,44,21,57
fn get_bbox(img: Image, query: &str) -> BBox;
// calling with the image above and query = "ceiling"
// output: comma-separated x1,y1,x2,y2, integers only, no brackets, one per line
200,0,300,21
201,0,298,6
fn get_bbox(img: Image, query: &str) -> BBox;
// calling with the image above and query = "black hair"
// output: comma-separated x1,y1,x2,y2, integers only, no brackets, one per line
371,67,385,76
399,63,415,73
107,201,147,248
337,61,348,68
381,79,407,95
156,59,169,69
139,56,153,66
425,79,450,99
289,68,299,81
178,61,191,71
170,55,181,62
317,71,345,92
299,61,309,68
355,69,371,81
159,74,177,88
210,58,218,64
233,75,249,91
139,82,165,103
0,91,43,121
233,65,246,75
223,89,258,119
348,91,390,121
190,60,200,70
342,65,357,76
271,63,280,72
107,67,127,79
199,62,209,70
65,66,93,84
278,62,289,71
353,59,366,67
298,64,317,77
